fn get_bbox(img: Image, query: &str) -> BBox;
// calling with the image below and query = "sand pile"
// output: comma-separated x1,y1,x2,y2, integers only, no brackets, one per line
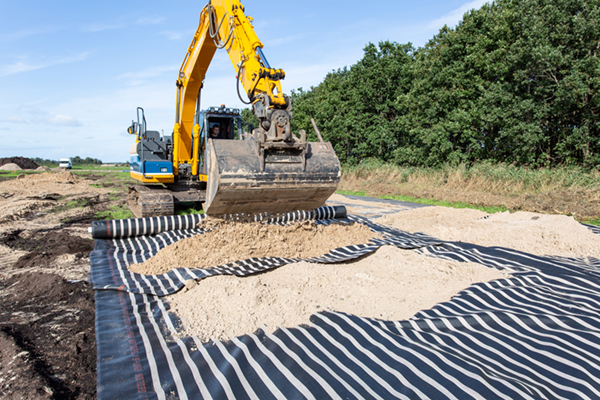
129,220,380,275
0,163,22,171
168,245,506,342
0,157,39,170
376,207,600,258
17,171,80,184
0,172,106,225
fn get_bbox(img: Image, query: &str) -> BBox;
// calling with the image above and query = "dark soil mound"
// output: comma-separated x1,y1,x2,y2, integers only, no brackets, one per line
0,156,39,170
0,273,96,399
0,230,94,268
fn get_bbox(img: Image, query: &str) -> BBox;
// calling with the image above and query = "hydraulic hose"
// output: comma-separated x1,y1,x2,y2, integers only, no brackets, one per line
236,60,252,105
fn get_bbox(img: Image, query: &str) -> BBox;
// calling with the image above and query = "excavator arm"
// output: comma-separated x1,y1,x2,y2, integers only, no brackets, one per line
129,0,340,216
174,0,290,175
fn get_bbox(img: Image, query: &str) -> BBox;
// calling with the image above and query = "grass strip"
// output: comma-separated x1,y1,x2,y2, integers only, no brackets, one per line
335,190,600,226
337,190,507,215
94,205,135,220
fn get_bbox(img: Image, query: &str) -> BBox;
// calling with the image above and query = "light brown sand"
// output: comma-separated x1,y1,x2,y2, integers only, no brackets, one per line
0,163,22,171
168,245,506,342
129,220,380,275
375,207,600,258
0,172,106,226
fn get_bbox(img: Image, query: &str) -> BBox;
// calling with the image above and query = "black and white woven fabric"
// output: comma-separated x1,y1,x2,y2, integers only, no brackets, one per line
91,214,442,296
91,214,600,400
584,223,600,236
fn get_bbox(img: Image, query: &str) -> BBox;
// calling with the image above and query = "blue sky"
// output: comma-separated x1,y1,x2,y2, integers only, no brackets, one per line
0,0,488,162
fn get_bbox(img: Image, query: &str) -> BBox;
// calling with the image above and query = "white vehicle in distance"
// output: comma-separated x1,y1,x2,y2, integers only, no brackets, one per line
58,158,72,169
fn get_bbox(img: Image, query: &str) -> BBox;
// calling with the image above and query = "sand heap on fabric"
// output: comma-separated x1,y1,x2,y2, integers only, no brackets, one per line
376,206,600,258
129,220,380,275
167,245,507,342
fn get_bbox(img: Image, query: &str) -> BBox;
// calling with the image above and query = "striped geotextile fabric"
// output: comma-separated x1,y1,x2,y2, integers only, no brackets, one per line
91,214,600,399
90,214,442,296
89,206,347,239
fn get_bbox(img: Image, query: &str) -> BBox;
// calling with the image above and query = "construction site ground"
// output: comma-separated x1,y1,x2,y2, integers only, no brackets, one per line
0,169,128,399
1,167,599,399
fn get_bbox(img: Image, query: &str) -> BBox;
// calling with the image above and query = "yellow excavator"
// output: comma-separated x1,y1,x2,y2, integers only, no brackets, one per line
127,0,341,217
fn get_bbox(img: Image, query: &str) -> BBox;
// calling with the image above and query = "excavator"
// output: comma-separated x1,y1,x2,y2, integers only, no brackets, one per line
127,0,341,217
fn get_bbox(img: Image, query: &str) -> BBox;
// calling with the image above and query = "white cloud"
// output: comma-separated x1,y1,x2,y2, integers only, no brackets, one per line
2,105,81,127
117,65,178,86
137,16,166,26
83,23,124,33
159,30,194,41
0,28,58,43
0,52,93,77
428,0,490,29
48,115,82,127
0,59,44,76
1,115,28,124
265,32,312,47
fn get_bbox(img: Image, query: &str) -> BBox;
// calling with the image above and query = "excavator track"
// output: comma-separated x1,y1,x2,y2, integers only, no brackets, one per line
128,185,174,218
127,184,207,218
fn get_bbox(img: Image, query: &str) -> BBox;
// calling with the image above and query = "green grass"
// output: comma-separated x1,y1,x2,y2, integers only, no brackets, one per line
336,190,509,214
94,204,135,220
582,217,600,226
175,208,205,216
175,202,205,216
71,164,127,171
0,170,41,179
51,198,92,213
64,198,90,209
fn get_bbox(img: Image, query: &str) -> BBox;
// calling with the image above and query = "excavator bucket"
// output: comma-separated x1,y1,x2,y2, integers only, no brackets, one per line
204,138,341,215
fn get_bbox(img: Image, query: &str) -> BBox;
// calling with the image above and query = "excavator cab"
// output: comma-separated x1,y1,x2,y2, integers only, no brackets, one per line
196,105,243,177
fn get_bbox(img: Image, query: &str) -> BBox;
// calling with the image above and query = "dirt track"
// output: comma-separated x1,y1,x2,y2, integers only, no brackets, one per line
0,171,124,399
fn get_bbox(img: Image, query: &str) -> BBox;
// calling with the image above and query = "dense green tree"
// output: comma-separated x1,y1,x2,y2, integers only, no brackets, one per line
290,0,600,167
70,156,102,165
291,42,415,165
32,157,58,166
240,108,259,132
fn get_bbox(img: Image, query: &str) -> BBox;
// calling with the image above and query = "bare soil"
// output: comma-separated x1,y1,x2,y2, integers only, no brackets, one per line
0,157,39,170
129,219,380,275
0,273,96,399
0,170,131,399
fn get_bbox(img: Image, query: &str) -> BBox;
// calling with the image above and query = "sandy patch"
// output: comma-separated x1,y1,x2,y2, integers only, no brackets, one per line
0,163,22,171
129,220,380,275
0,172,107,225
376,206,600,258
168,245,506,342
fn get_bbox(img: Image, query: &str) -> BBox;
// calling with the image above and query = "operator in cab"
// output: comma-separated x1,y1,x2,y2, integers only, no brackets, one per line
209,124,222,139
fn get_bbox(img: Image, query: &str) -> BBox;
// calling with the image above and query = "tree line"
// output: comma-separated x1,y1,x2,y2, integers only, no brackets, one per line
263,0,599,168
32,156,103,166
